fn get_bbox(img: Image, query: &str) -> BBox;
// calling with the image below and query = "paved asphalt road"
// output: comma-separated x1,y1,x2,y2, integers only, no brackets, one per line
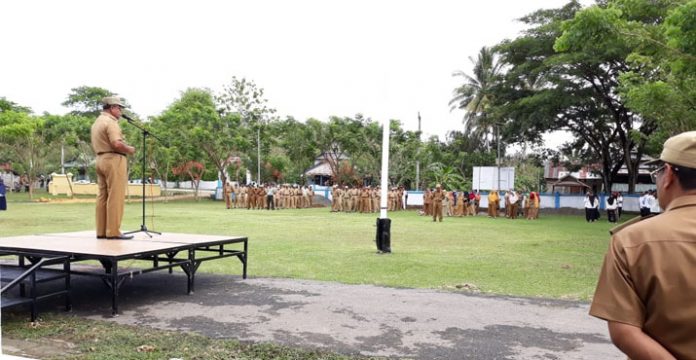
33,271,625,359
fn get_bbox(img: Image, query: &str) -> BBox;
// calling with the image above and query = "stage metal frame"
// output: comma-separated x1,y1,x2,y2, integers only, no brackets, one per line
0,232,248,315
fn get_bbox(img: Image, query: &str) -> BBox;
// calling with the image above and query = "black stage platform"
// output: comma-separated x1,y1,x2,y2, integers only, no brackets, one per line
0,231,247,315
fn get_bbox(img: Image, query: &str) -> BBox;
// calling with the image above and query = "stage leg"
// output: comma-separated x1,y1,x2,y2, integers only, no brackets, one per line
188,249,195,294
110,260,118,316
243,239,248,279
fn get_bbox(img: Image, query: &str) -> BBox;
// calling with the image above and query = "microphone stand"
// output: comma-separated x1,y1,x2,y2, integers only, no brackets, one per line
122,114,165,237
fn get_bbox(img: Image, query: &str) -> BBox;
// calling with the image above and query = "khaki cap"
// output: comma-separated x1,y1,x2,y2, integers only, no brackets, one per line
101,96,126,108
646,131,696,169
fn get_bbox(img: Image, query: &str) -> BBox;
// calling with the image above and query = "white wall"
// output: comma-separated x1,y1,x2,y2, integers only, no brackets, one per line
164,180,218,191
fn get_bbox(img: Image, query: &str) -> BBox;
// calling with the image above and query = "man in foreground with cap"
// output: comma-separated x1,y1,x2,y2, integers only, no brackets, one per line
90,96,136,240
589,131,696,359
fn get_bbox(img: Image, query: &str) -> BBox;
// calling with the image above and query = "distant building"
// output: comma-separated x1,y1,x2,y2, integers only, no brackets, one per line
544,155,657,194
304,152,350,186
547,174,591,194
544,162,602,194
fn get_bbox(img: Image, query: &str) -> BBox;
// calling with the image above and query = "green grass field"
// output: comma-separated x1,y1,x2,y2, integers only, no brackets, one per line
1,190,617,300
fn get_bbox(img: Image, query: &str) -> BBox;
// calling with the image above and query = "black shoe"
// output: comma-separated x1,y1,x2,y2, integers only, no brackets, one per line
97,235,106,239
107,234,134,240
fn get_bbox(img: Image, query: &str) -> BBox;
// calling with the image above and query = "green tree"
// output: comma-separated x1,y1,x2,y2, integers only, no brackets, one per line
216,77,277,184
443,131,497,188
266,117,322,184
450,46,503,148
0,111,53,199
62,86,126,118
42,114,93,180
425,162,466,190
387,121,423,188
0,97,32,114
554,0,695,151
157,88,246,198
494,1,656,193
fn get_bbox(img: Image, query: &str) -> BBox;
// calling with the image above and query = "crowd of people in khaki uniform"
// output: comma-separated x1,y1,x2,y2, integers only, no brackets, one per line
223,183,315,210
485,189,541,220
422,186,481,219
421,187,540,222
330,185,406,213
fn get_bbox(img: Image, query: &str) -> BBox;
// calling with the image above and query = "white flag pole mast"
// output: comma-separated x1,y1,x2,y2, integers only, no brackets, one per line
379,119,390,219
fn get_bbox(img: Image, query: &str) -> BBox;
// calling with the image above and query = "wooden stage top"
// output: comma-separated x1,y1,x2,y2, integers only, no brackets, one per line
0,231,247,258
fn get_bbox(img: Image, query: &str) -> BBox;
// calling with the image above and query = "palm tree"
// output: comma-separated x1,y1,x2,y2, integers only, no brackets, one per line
426,162,466,190
449,46,502,149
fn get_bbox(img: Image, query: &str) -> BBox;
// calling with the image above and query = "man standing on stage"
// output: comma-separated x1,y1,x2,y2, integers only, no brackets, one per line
91,96,135,240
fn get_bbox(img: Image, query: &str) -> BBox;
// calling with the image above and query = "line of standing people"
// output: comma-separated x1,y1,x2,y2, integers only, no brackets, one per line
330,185,406,213
487,189,540,220
422,188,481,218
224,183,315,210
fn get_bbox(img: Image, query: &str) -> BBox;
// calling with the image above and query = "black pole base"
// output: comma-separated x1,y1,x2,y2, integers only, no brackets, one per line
124,225,162,238
375,218,391,253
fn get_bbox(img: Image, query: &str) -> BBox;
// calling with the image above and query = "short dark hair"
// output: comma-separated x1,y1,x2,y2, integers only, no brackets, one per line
673,164,696,190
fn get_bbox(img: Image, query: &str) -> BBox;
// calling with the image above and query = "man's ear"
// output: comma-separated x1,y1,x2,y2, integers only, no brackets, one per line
661,164,678,191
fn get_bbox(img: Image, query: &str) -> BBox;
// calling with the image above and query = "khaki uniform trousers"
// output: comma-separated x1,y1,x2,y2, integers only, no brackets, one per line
96,153,127,238
432,202,443,222
489,200,499,217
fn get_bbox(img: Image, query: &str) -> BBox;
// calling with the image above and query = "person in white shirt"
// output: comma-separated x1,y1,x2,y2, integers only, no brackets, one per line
616,192,624,219
508,190,520,219
584,191,600,222
649,189,661,214
639,191,651,217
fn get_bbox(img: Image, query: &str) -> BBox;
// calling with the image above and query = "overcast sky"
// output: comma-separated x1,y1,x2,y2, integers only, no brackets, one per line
2,0,587,147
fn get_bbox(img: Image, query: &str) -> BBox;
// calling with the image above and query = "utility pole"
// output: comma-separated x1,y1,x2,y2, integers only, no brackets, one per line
415,112,421,190
497,124,501,190
257,126,261,184
61,143,65,174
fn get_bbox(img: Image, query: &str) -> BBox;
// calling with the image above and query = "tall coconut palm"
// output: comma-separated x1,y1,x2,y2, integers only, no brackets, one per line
449,47,503,149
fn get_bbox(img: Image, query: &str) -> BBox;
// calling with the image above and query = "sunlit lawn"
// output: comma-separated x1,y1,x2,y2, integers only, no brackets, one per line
1,189,619,300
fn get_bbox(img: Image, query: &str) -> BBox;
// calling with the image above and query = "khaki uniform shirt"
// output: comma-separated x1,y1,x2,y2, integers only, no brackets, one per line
590,195,696,359
431,190,444,203
91,112,124,154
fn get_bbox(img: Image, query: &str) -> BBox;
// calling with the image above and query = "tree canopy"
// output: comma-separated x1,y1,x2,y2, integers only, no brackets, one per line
3,1,692,194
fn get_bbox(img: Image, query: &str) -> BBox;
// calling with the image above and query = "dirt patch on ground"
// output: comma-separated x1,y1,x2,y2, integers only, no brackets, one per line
2,337,79,359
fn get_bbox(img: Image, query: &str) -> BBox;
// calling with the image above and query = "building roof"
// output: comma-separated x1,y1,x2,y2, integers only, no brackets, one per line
305,162,333,176
550,175,590,189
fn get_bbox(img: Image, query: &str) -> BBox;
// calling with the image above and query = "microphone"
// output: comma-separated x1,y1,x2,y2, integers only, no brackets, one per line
121,113,135,122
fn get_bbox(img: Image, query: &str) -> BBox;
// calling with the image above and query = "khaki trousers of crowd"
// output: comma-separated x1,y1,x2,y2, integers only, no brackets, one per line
96,153,127,238
510,204,519,219
489,201,499,217
432,202,443,222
